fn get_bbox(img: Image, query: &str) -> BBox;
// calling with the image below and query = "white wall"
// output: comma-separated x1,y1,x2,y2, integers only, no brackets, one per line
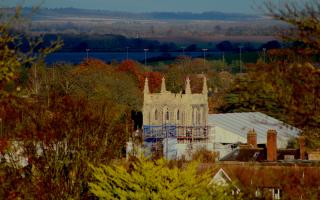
176,142,214,160
210,126,246,144
209,126,246,159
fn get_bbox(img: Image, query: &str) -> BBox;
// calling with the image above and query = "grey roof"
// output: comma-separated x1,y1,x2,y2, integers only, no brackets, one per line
208,112,301,144
220,148,265,162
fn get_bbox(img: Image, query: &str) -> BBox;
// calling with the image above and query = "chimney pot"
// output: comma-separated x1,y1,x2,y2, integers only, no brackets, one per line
267,129,277,161
247,129,257,148
299,136,306,160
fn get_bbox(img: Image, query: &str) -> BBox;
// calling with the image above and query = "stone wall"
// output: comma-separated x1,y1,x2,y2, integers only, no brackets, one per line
143,77,208,127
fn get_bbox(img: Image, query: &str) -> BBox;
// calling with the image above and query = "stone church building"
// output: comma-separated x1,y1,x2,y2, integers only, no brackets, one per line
128,75,299,160
142,76,212,159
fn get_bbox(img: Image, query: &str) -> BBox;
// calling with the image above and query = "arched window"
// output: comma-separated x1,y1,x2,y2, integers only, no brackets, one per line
196,108,200,125
163,107,169,122
182,111,185,125
192,107,200,125
177,110,180,121
155,109,158,121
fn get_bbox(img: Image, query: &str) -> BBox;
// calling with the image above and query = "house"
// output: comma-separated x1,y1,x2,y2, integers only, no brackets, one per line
211,130,320,199
208,112,301,159
308,151,320,161
211,168,240,195
220,129,306,162
212,163,320,200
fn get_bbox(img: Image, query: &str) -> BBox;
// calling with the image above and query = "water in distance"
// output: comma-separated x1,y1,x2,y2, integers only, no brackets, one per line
45,51,212,65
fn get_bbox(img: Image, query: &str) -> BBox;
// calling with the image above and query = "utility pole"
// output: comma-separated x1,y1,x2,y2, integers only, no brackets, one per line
181,46,185,57
126,47,129,61
202,48,208,68
86,48,90,63
181,47,186,68
144,48,149,66
239,46,243,73
222,51,225,69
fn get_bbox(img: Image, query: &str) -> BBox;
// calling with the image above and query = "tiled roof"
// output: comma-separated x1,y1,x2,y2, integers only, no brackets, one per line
217,163,320,195
220,147,301,162
208,112,301,144
220,148,266,162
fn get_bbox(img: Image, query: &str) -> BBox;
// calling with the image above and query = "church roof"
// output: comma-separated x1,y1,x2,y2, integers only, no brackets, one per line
208,112,301,144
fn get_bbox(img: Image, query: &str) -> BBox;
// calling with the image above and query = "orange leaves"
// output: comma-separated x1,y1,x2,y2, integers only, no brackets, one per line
74,58,114,75
117,60,141,77
116,60,163,92
116,60,145,89
268,49,293,57
144,71,162,93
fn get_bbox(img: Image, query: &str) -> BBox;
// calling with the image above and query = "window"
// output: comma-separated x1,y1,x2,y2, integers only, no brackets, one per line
274,188,281,200
177,110,180,121
193,108,200,125
255,188,261,198
196,108,200,125
262,188,281,200
155,109,158,121
166,111,169,121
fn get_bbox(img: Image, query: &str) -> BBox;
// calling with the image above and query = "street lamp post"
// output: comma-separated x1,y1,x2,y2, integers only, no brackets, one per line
222,51,225,69
239,46,243,73
144,48,149,66
202,48,208,67
126,47,129,61
181,46,185,57
86,48,90,63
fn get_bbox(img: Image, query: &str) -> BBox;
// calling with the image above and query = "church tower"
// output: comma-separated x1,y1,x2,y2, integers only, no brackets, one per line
142,76,209,159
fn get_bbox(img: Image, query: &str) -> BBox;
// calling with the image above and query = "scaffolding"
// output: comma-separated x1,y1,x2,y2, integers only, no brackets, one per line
144,125,208,141
143,124,209,159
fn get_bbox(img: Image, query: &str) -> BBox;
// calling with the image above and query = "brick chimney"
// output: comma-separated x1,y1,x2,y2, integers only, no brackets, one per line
247,129,257,148
267,129,277,161
299,136,306,160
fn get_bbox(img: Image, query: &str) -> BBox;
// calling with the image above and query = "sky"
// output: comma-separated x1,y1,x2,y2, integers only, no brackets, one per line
1,0,267,14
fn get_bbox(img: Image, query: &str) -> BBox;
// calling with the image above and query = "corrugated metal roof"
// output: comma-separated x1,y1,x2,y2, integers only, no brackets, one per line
208,112,301,144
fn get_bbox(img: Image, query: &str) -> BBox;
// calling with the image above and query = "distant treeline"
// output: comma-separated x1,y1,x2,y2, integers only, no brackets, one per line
16,7,261,21
2,8,280,43
39,33,282,53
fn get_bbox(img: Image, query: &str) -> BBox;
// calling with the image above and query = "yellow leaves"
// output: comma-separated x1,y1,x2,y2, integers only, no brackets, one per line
0,40,21,82
89,158,220,200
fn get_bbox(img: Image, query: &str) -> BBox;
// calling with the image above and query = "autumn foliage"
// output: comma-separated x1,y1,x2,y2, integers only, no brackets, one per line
0,91,134,198
89,158,239,200
117,60,162,92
